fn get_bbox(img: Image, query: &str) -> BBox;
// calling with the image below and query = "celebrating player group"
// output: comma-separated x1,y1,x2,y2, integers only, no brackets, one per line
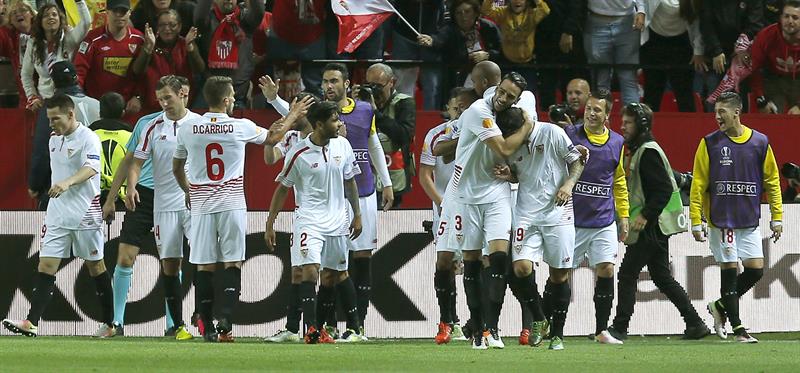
2,61,783,348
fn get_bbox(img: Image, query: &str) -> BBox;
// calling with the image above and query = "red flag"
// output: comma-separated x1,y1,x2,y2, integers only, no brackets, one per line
332,0,395,54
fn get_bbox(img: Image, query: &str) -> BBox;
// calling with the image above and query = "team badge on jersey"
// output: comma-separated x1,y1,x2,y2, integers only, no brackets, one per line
128,44,138,54
456,233,464,243
300,248,308,258
535,144,544,153
482,119,493,129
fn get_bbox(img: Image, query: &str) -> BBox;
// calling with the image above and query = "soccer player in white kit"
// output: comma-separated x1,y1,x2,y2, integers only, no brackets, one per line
172,76,296,342
126,76,202,340
3,95,114,338
265,101,364,344
495,106,586,351
435,73,532,350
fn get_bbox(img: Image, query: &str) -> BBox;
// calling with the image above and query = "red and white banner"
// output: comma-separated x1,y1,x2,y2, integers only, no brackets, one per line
332,0,395,54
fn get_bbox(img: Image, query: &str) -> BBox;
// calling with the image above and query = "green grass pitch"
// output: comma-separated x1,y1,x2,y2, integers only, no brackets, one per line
1,333,798,372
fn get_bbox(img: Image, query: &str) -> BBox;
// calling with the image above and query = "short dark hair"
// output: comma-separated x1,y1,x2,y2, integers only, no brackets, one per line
295,91,321,104
156,75,183,95
495,107,526,138
175,75,190,87
457,87,480,105
588,89,613,114
45,94,75,112
450,0,481,15
785,0,800,11
502,72,527,93
99,92,125,119
307,101,339,128
323,63,349,81
203,76,234,108
716,91,743,109
621,102,654,130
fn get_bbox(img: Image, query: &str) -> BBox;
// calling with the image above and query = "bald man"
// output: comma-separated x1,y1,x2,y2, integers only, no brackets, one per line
566,79,591,125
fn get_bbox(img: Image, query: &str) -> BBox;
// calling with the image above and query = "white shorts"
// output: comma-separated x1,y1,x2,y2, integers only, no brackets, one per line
189,210,246,265
709,226,763,263
512,224,575,268
40,225,104,261
349,193,377,251
154,210,191,259
573,223,619,268
291,225,350,271
436,197,512,253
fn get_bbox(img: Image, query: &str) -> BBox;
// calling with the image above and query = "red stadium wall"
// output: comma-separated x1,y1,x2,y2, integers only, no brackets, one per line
1,109,798,210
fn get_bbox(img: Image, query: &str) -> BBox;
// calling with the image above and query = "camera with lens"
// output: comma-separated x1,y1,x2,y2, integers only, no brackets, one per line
672,170,693,205
548,103,572,123
422,220,433,234
781,162,800,180
358,83,379,102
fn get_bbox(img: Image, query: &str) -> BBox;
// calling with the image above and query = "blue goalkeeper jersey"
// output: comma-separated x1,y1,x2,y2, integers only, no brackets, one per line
125,111,162,189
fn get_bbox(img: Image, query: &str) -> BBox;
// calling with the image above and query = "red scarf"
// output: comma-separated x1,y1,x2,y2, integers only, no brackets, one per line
208,4,244,69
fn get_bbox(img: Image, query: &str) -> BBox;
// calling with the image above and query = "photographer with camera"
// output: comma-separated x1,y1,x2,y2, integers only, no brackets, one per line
352,63,417,207
781,162,800,202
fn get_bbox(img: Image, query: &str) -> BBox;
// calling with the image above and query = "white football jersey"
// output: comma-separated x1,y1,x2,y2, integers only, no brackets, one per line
421,121,455,201
510,121,582,227
276,136,361,235
174,112,268,215
135,111,203,212
275,130,305,157
45,124,102,229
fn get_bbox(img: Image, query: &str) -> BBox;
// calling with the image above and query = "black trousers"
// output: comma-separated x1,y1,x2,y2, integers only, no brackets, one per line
612,222,701,331
641,29,696,112
535,33,590,112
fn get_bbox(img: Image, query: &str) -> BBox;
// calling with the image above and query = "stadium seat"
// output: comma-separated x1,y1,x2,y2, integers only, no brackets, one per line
659,91,679,112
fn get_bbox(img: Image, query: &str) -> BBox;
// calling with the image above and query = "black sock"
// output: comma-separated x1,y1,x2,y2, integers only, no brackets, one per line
719,268,741,329
352,257,371,326
163,274,183,328
434,269,453,324
449,273,460,324
195,270,215,330
594,276,614,336
220,267,241,323
336,277,360,331
521,299,533,330
551,281,571,339
26,272,56,325
487,252,507,304
542,280,554,321
317,285,335,330
93,271,114,327
299,281,317,331
480,266,498,330
462,260,484,335
285,283,302,334
737,267,763,297
510,272,545,324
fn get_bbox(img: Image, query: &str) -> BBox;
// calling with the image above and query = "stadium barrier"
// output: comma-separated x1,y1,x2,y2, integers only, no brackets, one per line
1,207,798,338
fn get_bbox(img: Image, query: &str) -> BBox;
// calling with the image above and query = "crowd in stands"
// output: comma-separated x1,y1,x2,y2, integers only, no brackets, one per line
0,0,796,116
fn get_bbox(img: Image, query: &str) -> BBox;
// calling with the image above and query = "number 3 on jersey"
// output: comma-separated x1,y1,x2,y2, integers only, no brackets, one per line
438,215,463,236
205,143,225,181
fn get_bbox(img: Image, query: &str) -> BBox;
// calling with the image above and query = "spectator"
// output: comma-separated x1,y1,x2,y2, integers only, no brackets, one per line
131,0,195,36
390,0,446,111
565,78,590,124
535,0,590,111
749,0,800,114
699,0,764,111
131,9,203,112
0,0,35,108
640,0,705,112
267,0,326,97
417,0,501,95
583,0,645,106
51,60,100,125
194,0,264,108
21,0,90,110
89,92,131,205
74,0,144,114
324,0,385,60
481,0,550,90
765,0,784,24
353,63,417,205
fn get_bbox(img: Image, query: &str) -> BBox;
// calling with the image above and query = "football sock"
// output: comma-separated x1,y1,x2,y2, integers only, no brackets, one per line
26,272,56,325
521,301,533,330
720,268,741,329
195,270,215,330
336,277,360,331
299,281,317,331
594,276,614,336
220,267,241,323
164,270,182,330
542,280,554,321
352,257,371,325
480,266,495,329
112,265,133,326
511,272,545,324
163,274,183,328
463,260,484,334
449,274,460,324
737,267,763,297
434,269,453,324
487,252,507,304
316,285,335,330
285,283,302,334
93,271,114,327
551,281,571,339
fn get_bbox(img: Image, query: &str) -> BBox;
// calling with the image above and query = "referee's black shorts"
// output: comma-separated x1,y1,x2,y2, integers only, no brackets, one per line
119,185,155,248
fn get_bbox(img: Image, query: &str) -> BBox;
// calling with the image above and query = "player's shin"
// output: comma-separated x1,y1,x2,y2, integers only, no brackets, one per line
434,269,454,324
163,274,183,327
352,257,371,325
299,281,317,331
550,281,572,339
26,272,56,326
112,265,134,326
285,284,302,334
335,276,360,332
317,285,335,330
93,271,115,326
542,280,554,322
594,276,614,336
737,267,763,297
462,260,484,335
720,268,742,329
195,270,215,329
219,267,241,329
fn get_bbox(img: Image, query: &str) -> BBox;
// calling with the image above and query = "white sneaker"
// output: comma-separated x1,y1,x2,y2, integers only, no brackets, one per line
486,329,504,349
595,330,624,345
263,329,300,343
358,326,369,342
451,324,468,341
734,329,758,343
2,319,38,337
92,323,116,338
707,301,728,340
337,329,363,343
472,334,488,350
